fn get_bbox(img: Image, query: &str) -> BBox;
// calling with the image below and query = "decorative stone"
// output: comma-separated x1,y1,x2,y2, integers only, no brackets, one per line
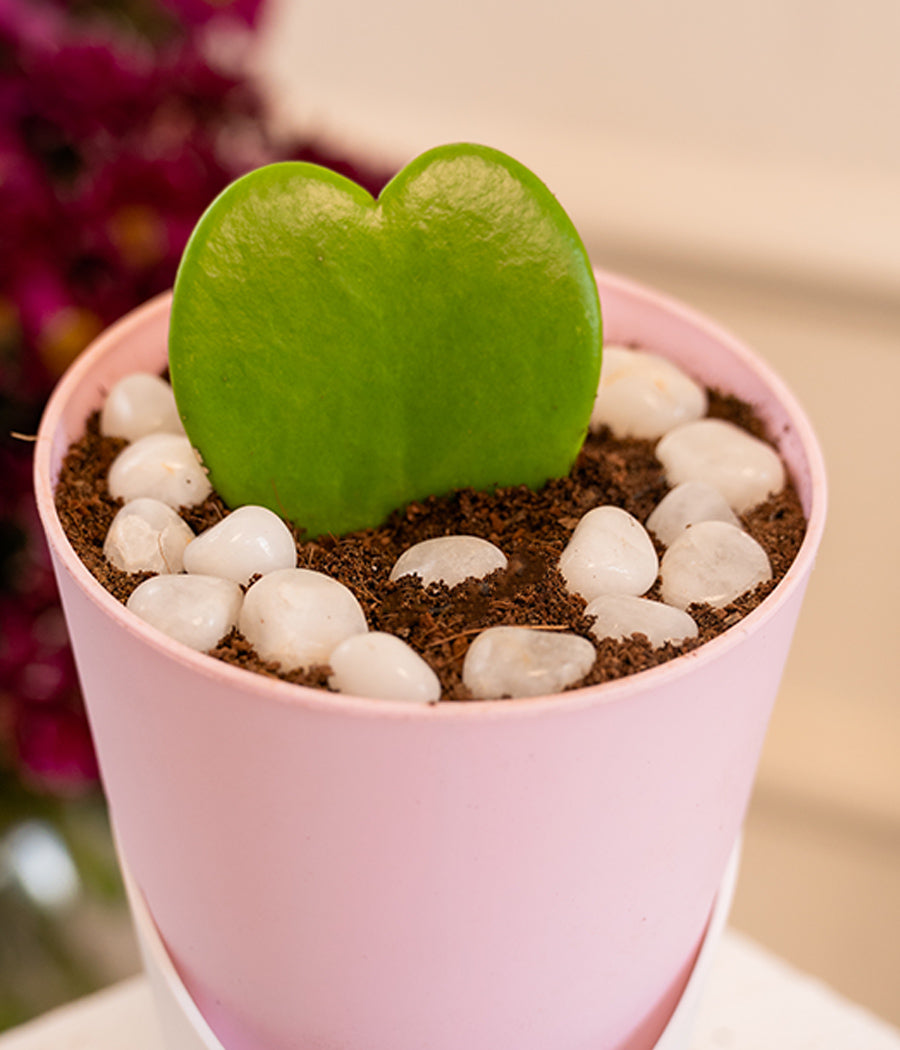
126,574,242,651
328,632,440,703
656,418,785,513
103,498,195,574
645,481,741,547
389,535,507,588
108,433,212,508
584,594,698,648
183,505,296,587
559,506,658,602
100,372,183,441
660,520,773,610
239,568,367,671
462,626,595,699
590,345,707,439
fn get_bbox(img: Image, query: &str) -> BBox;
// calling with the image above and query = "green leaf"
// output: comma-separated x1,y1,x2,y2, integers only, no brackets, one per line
169,143,601,537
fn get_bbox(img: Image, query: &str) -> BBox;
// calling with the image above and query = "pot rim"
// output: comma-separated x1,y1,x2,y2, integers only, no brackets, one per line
33,269,827,723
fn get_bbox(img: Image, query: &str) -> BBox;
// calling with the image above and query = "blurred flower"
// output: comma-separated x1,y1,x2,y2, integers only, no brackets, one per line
0,0,391,794
159,0,265,29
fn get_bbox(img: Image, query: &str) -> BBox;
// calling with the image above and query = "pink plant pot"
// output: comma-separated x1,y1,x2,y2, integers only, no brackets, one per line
120,840,742,1050
34,270,826,1050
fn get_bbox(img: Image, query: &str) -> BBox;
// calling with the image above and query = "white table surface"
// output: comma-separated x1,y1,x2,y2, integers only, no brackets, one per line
2,928,898,1050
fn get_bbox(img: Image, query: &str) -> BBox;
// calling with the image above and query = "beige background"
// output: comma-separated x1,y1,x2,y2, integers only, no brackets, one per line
255,0,900,1024
257,0,899,296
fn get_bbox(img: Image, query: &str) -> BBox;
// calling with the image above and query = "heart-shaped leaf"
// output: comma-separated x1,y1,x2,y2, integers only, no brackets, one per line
169,143,601,537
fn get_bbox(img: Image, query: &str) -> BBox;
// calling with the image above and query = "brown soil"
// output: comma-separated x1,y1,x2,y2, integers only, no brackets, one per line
54,390,807,700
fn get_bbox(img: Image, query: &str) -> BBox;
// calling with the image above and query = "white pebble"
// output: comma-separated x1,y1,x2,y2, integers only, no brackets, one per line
328,632,440,703
462,626,596,700
239,568,367,671
103,498,195,574
183,505,296,587
646,481,741,547
656,418,785,513
559,506,658,602
108,433,212,509
126,574,242,651
101,373,183,441
389,535,507,588
660,520,772,610
590,345,707,439
584,594,698,648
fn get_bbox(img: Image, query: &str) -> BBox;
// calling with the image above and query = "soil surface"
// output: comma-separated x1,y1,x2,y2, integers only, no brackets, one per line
54,390,807,700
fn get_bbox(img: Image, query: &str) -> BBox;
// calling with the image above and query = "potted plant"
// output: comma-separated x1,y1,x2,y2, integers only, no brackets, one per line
33,147,826,1050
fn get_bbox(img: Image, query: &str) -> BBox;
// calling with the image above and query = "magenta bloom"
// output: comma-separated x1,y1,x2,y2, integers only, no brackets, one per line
1,0,391,794
157,0,265,29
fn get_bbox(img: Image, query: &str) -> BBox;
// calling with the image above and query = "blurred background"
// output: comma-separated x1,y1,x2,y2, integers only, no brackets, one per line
1,0,898,1034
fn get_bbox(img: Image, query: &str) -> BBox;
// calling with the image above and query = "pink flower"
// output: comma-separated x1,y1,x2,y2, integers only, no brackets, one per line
157,0,265,30
13,704,100,795
0,481,99,793
24,39,158,146
0,0,393,797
